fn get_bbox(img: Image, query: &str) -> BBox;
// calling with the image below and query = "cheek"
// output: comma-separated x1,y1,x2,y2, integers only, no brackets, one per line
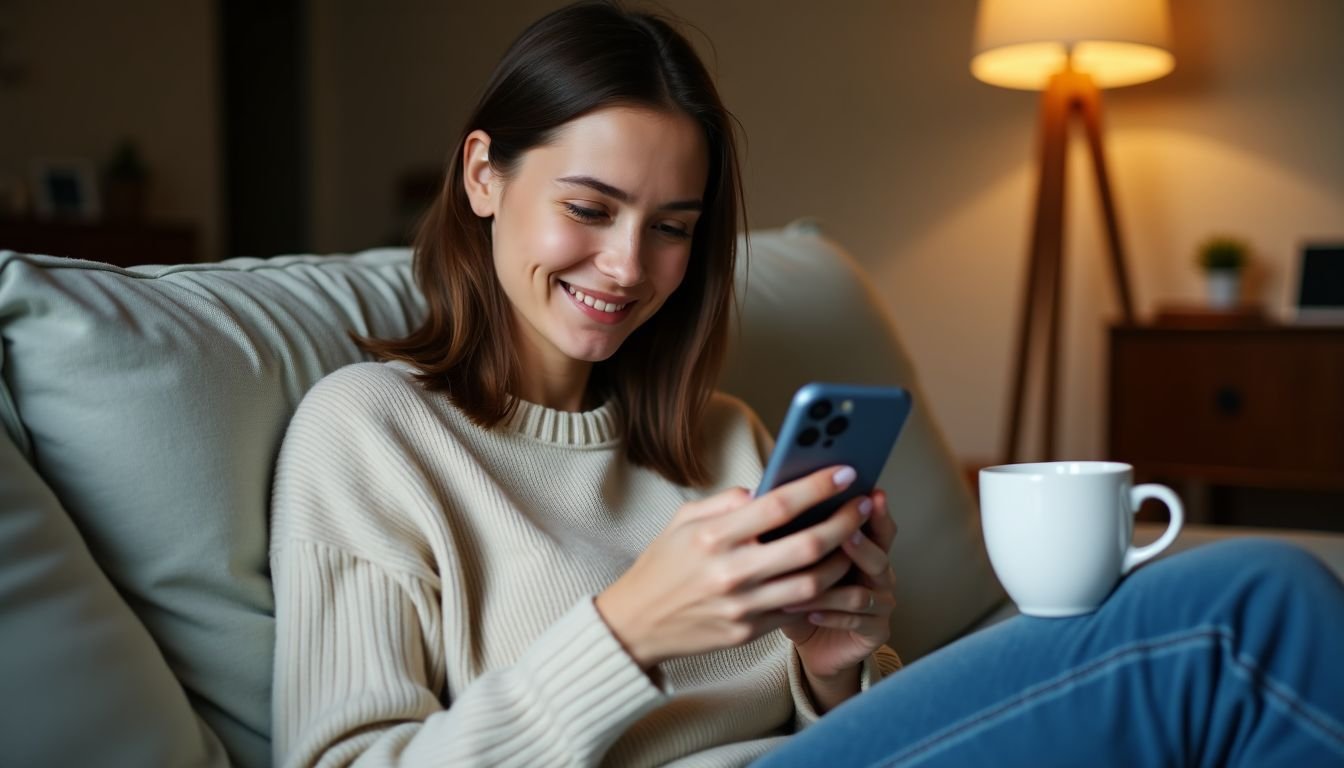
652,247,692,292
533,219,592,273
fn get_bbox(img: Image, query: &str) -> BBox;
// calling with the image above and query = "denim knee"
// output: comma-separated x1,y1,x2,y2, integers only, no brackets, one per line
1189,538,1333,586
1176,538,1342,619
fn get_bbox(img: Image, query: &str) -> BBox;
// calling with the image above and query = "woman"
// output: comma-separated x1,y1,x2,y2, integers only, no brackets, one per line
270,3,1344,766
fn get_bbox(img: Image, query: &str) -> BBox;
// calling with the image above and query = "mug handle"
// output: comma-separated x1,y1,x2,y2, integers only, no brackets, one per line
1121,484,1185,574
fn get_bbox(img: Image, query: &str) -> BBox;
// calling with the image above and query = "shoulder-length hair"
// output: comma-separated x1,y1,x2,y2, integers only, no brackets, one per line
358,1,745,487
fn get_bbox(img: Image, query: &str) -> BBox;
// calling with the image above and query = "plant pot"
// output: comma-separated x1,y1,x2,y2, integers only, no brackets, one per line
1205,270,1241,309
103,178,149,221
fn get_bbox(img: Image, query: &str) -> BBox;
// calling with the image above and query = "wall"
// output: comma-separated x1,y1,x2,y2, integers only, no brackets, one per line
0,0,221,261
6,1,1337,464
306,0,1344,464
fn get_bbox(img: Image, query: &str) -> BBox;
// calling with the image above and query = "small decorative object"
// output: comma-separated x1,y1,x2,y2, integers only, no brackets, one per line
103,139,150,221
1196,235,1249,309
30,158,101,221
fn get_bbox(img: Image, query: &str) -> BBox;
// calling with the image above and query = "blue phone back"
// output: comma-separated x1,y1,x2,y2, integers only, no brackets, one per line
755,382,912,541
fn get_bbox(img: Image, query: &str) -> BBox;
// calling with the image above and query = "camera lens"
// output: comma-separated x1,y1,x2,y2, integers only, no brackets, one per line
825,416,849,436
808,400,833,420
797,427,820,447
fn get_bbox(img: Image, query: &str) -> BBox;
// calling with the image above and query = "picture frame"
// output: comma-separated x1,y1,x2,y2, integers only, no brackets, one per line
30,158,101,221
1293,241,1344,325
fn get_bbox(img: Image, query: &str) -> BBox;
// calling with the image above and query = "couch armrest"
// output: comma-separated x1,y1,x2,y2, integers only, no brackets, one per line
1135,522,1344,581
970,524,1344,633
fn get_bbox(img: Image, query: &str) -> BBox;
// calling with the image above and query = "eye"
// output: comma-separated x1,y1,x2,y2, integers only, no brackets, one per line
654,221,692,240
563,202,607,223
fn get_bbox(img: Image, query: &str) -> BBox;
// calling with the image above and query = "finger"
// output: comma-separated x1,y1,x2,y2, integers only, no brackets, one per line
803,610,880,633
717,465,859,543
737,494,870,583
677,487,752,525
840,529,890,578
734,550,852,613
867,489,897,552
783,585,880,616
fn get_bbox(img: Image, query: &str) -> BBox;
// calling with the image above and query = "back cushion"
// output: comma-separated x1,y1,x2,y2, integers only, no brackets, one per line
0,249,424,768
0,432,229,767
721,226,1003,659
0,226,999,765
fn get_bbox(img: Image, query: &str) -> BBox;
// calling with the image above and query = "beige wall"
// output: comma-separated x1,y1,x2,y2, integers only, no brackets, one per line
6,1,1339,464
0,0,221,261
308,0,1344,463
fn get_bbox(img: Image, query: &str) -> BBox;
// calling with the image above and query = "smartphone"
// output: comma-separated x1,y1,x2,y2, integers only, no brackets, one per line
755,382,912,543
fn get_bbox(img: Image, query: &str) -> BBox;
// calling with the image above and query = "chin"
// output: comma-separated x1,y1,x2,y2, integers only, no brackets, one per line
568,345,621,363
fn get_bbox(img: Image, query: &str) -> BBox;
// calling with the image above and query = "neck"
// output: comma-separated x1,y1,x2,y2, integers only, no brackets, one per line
516,358,594,412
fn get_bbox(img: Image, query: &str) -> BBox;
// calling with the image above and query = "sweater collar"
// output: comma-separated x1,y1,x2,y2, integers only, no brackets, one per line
504,397,620,446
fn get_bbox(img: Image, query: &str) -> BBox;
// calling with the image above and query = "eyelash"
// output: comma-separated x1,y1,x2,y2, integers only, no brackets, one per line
564,202,605,222
563,202,692,240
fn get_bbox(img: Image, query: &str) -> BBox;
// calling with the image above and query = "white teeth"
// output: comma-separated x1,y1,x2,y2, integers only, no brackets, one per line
563,282,629,313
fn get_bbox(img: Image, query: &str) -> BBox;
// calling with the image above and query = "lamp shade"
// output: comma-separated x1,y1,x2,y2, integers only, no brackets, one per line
972,0,1174,90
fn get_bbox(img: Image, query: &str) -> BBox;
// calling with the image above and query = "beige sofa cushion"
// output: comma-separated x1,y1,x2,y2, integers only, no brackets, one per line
721,224,1004,659
0,432,228,767
0,225,999,765
0,249,423,768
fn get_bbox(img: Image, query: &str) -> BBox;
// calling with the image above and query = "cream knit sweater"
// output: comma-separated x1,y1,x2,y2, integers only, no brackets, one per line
271,361,902,767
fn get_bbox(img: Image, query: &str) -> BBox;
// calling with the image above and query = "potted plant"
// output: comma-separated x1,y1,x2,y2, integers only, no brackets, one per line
1195,235,1249,309
103,139,149,221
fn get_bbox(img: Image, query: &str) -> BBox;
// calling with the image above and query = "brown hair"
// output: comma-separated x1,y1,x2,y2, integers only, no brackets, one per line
358,1,745,487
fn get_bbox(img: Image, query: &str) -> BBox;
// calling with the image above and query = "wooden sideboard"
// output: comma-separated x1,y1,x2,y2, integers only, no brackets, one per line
0,217,199,267
1109,324,1344,531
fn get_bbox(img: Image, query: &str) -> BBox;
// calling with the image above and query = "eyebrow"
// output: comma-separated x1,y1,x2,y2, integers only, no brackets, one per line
556,175,702,212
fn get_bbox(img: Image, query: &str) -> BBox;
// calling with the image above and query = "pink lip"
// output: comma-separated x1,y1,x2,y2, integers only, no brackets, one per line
559,281,636,325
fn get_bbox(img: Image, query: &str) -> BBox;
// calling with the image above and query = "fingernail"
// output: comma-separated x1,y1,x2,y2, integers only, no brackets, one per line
849,530,864,546
858,498,873,519
833,466,857,487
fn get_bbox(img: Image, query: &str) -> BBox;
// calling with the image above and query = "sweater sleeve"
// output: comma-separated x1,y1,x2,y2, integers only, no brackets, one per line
270,366,667,767
272,540,664,767
786,645,903,730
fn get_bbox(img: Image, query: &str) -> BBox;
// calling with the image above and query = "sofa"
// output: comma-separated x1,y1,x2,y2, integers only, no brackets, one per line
3,222,1342,767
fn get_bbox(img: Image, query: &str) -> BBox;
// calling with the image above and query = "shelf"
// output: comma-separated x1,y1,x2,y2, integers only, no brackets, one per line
0,217,199,267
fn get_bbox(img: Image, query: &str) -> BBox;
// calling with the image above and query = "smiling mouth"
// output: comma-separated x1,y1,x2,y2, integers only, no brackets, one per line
560,281,634,314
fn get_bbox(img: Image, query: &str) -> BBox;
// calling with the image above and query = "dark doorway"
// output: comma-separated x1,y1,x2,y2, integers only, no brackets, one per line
219,0,309,258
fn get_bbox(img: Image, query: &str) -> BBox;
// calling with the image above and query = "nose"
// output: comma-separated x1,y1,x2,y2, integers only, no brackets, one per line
594,225,646,288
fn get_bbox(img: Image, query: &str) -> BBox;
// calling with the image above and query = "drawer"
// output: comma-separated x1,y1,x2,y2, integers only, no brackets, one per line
1109,329,1344,485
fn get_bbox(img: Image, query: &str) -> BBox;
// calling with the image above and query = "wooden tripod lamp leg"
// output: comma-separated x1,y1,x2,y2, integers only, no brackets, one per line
1077,77,1136,324
1002,73,1073,464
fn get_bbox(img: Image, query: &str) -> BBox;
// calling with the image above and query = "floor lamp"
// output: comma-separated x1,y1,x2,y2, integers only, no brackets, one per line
971,0,1175,463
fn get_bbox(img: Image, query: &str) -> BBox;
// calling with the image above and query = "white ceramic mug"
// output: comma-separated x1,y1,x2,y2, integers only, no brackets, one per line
979,461,1184,617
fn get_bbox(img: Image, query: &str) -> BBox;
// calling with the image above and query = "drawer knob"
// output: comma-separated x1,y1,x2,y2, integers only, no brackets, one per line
1214,386,1243,416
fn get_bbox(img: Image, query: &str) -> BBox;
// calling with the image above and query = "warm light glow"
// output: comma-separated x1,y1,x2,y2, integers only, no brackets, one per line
972,0,1174,90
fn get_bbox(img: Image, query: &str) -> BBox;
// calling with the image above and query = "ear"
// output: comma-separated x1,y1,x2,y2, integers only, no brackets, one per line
462,130,496,218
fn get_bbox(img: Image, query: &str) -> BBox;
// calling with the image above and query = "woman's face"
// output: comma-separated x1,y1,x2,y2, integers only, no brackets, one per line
465,106,709,381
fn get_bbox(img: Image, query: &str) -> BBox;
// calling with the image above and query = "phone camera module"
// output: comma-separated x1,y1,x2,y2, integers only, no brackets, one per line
825,416,849,436
797,426,820,447
808,400,833,420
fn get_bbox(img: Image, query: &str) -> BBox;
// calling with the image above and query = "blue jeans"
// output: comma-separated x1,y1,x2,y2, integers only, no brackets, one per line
754,539,1344,767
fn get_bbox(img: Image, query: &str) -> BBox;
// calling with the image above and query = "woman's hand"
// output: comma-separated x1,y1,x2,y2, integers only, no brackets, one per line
781,489,897,711
595,466,871,670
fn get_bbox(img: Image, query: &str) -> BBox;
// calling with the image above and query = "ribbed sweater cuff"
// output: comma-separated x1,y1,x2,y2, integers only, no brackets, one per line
789,647,900,730
519,598,668,754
